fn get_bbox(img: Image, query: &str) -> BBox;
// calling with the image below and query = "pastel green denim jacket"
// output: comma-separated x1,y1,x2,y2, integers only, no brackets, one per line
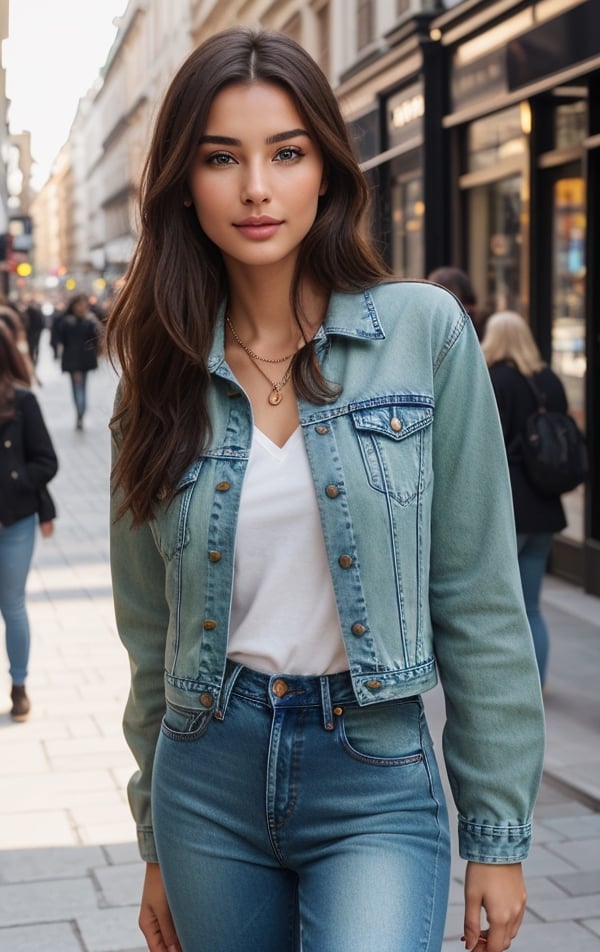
110,281,545,864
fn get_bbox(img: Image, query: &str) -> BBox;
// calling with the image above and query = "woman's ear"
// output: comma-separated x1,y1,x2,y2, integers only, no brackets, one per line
319,177,328,197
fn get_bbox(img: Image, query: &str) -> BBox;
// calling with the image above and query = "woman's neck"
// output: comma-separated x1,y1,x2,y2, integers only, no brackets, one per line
225,268,326,348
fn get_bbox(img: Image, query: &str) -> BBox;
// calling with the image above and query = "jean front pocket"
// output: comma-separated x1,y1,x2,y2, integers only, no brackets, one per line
351,401,433,506
161,705,213,742
337,697,424,766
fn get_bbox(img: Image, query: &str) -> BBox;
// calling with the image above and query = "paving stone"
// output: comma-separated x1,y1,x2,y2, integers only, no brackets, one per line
0,845,105,884
94,862,145,907
0,878,97,927
0,810,79,850
76,906,145,952
544,838,600,872
509,921,600,950
0,921,84,952
521,844,580,877
527,893,600,922
540,815,600,839
102,842,141,866
550,870,600,896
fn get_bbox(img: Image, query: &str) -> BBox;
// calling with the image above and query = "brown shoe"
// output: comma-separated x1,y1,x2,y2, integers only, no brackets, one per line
10,685,31,722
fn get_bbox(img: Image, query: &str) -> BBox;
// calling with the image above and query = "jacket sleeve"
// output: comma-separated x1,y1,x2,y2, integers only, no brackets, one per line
21,391,59,488
429,305,545,863
110,430,169,863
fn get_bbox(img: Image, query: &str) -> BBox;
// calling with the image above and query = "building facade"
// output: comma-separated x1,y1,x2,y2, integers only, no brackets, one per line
21,0,600,591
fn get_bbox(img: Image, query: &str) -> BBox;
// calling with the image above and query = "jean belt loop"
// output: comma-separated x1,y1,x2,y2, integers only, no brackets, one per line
320,675,334,731
214,662,244,721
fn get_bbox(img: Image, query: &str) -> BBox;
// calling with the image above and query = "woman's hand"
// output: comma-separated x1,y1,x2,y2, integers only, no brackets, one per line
40,521,54,539
139,863,182,952
462,862,527,952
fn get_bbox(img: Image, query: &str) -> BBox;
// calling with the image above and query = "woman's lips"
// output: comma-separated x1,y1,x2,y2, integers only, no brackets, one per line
234,218,283,240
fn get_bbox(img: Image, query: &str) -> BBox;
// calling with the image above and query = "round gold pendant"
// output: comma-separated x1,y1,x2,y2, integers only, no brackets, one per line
268,389,283,406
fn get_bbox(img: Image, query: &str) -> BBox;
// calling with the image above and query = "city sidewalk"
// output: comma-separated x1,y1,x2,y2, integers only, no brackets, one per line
1,336,599,951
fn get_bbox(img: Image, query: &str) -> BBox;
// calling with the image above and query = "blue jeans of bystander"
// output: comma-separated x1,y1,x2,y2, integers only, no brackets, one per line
70,370,88,422
152,662,451,952
517,532,554,686
0,514,36,685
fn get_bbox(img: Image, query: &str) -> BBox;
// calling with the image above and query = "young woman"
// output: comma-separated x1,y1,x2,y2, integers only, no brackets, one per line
59,293,101,429
0,323,57,720
481,310,570,688
107,28,545,952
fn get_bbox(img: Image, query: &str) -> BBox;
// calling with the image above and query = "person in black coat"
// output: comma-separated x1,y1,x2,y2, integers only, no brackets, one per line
59,294,101,430
481,310,568,687
0,324,58,720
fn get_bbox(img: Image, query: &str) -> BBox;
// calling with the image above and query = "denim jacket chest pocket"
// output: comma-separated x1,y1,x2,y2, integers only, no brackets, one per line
350,401,434,506
150,461,204,561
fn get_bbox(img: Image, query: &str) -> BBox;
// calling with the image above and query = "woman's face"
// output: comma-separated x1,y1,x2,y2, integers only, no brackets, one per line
188,82,326,275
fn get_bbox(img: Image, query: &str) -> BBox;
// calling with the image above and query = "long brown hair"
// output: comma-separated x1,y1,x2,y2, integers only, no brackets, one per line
107,26,390,524
0,321,31,423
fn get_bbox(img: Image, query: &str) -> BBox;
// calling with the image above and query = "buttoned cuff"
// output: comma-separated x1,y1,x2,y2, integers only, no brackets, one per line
458,816,532,863
137,825,159,864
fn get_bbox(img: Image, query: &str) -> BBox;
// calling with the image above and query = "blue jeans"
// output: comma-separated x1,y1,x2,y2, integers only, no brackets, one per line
0,514,36,685
153,662,451,952
70,370,88,419
517,533,553,687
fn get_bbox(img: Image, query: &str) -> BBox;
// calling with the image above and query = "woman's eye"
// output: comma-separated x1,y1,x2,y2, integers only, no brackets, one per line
208,152,235,166
275,147,303,162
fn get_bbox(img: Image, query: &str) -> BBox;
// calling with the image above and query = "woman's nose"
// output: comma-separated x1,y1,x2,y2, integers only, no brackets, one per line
241,161,271,204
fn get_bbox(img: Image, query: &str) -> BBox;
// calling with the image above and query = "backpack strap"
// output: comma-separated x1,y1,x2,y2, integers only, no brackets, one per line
521,372,547,411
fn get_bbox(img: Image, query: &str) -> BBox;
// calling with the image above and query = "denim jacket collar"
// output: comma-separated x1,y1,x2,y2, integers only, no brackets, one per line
207,290,386,376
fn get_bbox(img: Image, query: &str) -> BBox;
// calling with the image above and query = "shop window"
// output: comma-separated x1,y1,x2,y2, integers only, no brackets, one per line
554,100,587,151
468,175,522,313
466,106,525,173
357,0,375,51
551,175,586,541
389,150,424,279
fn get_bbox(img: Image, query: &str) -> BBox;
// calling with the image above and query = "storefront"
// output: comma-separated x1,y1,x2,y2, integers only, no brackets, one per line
429,0,600,593
338,13,445,278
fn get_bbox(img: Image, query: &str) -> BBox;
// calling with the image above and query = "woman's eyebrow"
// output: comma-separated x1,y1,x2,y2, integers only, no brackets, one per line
198,128,310,147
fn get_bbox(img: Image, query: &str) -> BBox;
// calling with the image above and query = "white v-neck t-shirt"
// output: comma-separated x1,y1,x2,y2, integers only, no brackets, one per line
227,426,348,675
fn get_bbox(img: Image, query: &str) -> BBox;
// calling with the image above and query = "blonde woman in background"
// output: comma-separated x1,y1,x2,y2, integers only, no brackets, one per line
481,310,569,688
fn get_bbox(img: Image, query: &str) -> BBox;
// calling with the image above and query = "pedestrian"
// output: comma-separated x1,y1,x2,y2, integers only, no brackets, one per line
0,302,35,385
59,293,101,429
0,323,58,721
481,309,570,688
107,27,544,952
427,266,489,340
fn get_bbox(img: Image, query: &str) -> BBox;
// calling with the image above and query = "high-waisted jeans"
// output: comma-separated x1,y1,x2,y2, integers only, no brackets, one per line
152,661,451,952
0,514,36,685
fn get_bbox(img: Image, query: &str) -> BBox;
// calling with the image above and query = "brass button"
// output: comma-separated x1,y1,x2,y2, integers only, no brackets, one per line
315,425,329,435
203,619,217,630
338,554,353,569
215,481,231,492
390,417,403,432
351,623,366,637
366,679,382,690
325,485,339,498
272,678,289,698
199,692,213,708
333,705,344,716
4,439,11,448
208,550,222,562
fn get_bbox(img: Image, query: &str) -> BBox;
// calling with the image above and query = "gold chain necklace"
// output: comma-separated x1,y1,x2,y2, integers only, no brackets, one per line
248,356,294,406
225,313,295,406
226,313,295,363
